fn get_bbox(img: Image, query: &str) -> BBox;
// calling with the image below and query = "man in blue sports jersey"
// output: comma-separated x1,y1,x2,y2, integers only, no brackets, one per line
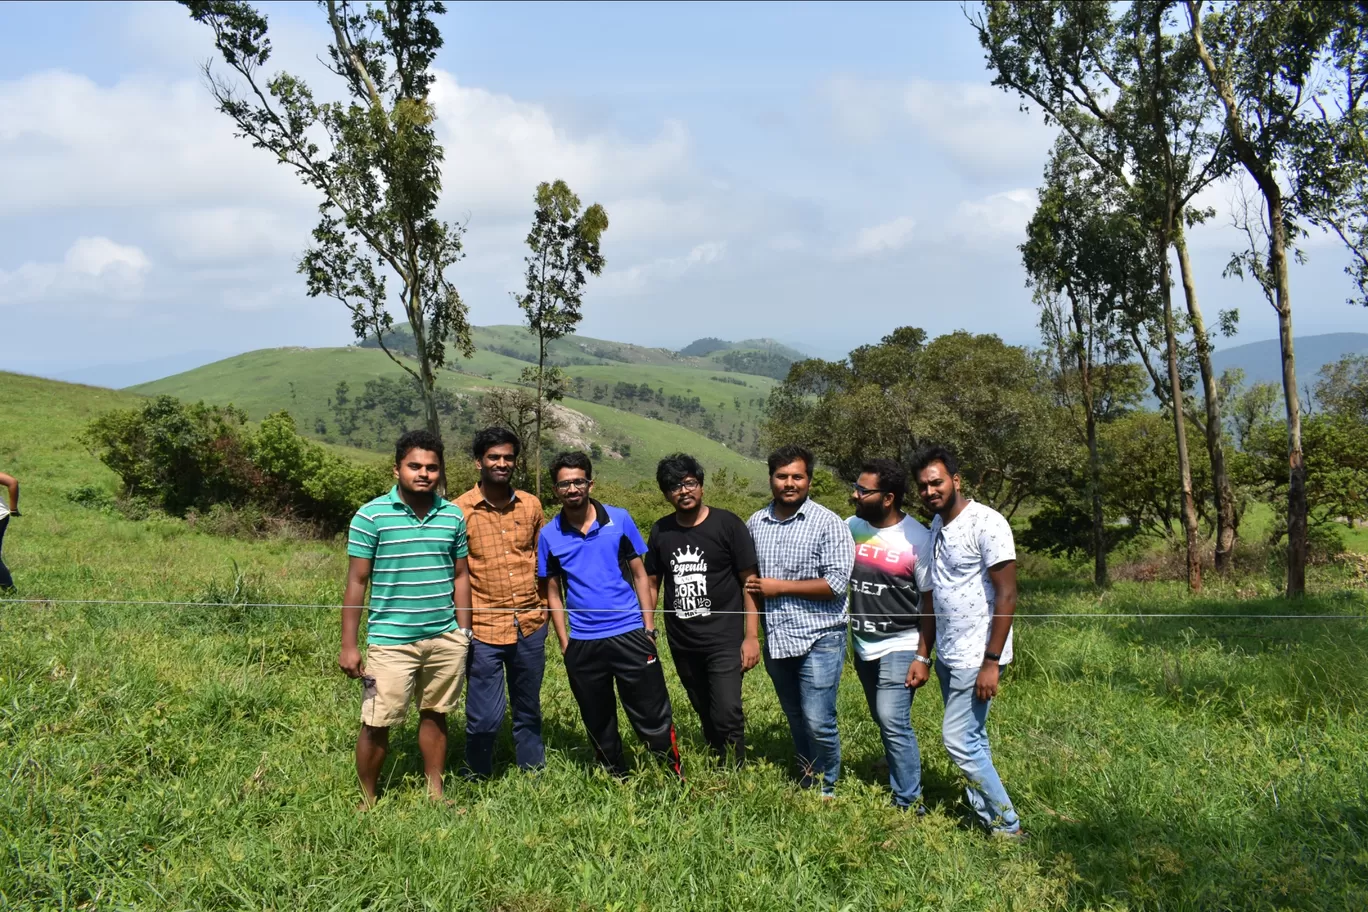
538,451,682,778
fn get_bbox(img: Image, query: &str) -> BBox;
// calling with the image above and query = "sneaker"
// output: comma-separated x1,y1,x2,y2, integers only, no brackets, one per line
992,827,1029,842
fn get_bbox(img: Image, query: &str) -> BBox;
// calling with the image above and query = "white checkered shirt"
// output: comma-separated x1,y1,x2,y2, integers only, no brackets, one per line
747,498,856,659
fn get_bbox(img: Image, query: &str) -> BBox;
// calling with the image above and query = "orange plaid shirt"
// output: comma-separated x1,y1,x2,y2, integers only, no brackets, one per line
453,484,547,645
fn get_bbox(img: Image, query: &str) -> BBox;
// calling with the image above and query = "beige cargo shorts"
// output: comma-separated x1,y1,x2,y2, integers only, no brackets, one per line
361,629,472,727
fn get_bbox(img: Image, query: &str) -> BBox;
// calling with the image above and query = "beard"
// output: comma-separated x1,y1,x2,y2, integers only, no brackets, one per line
854,501,887,524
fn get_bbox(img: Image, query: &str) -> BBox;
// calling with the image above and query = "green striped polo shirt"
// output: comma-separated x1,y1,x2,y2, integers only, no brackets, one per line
347,486,469,646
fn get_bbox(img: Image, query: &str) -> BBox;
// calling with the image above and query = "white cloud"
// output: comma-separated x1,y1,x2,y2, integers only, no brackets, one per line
598,241,727,296
0,237,152,305
161,207,307,264
850,216,917,257
428,74,692,225
949,189,1037,244
821,77,1056,181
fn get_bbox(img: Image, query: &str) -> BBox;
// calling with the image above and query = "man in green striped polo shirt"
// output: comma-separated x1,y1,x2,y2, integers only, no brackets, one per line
339,429,474,806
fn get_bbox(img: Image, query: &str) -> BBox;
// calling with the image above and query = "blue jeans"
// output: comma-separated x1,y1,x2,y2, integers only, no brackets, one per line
936,660,1020,834
854,650,922,808
464,624,548,776
764,630,846,796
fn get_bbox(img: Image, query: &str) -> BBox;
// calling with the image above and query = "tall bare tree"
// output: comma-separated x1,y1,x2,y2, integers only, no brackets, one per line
185,0,472,446
1185,0,1341,596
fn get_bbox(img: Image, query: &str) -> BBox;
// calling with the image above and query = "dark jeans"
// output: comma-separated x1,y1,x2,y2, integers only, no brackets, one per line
563,627,682,777
464,624,548,776
0,516,11,590
671,644,745,766
764,629,846,796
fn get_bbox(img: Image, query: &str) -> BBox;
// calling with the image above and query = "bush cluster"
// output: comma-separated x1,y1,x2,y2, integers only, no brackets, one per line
81,396,391,536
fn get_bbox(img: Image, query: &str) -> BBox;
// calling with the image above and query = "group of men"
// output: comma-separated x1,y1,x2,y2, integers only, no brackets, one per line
339,428,1022,838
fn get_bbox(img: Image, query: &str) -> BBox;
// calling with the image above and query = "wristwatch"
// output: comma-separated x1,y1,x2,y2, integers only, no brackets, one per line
645,628,658,640
912,654,933,666
983,650,1002,662
458,627,474,639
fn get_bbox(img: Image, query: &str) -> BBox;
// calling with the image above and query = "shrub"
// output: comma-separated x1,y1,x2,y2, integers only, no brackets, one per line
82,398,391,537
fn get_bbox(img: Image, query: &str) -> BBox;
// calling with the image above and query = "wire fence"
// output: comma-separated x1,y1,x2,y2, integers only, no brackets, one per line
1,596,1365,622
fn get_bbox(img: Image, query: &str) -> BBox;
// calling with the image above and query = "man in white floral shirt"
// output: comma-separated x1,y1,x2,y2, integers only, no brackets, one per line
911,445,1023,839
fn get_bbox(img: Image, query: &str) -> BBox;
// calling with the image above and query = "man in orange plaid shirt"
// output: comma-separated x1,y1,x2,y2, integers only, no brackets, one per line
455,427,548,777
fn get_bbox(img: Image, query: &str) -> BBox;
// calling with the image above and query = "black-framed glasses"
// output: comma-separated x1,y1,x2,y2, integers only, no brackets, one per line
851,483,885,498
553,478,590,491
668,479,701,494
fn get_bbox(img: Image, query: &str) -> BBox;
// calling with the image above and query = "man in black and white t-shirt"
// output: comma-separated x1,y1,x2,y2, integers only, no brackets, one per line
646,453,761,766
847,458,933,811
914,444,1022,838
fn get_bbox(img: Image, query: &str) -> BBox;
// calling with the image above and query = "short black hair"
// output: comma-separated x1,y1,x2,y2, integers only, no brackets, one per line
472,426,521,460
911,444,959,479
395,429,445,465
767,444,814,476
657,453,705,493
550,450,593,483
860,457,906,510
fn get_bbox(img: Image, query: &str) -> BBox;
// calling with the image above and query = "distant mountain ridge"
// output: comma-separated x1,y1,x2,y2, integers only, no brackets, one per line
1211,332,1368,390
678,336,808,362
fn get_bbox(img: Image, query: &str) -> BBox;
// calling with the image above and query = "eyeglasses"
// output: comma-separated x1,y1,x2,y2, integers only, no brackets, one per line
668,479,701,494
553,478,590,491
851,483,885,498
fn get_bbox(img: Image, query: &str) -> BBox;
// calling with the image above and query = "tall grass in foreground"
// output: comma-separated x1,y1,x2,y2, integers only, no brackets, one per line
2,370,1366,910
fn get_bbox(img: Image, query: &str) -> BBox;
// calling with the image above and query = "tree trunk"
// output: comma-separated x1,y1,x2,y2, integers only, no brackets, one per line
533,335,546,500
1160,223,1203,592
1087,405,1106,587
1268,192,1307,597
1174,231,1237,572
1068,290,1107,586
408,296,447,493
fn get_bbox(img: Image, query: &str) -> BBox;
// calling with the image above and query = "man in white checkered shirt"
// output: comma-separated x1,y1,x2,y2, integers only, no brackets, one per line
745,444,855,797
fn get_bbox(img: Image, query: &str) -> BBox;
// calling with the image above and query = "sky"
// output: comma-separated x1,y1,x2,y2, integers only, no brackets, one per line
1,0,1365,380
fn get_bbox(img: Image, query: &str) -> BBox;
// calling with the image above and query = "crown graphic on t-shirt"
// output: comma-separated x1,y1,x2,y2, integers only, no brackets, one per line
672,544,705,565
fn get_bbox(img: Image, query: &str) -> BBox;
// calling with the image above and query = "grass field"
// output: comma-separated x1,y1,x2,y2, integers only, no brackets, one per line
3,371,1368,910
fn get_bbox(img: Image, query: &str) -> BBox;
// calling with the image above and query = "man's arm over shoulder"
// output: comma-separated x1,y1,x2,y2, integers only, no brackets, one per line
817,507,856,599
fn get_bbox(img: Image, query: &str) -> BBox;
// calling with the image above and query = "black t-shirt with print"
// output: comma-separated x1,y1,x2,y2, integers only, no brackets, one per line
644,508,758,653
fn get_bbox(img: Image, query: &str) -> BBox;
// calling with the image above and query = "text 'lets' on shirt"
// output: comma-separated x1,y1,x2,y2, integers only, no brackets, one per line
846,514,933,661
928,500,1016,669
644,508,758,653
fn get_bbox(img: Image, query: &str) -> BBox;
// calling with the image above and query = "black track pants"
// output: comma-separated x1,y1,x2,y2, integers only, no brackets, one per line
671,645,745,766
563,627,682,777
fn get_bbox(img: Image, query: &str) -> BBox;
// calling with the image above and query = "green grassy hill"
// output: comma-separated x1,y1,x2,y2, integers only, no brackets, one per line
130,347,768,488
352,324,782,448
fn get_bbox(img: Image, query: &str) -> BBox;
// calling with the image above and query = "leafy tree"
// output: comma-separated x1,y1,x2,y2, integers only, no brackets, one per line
514,180,609,498
972,0,1237,588
1315,353,1368,419
1023,137,1150,584
764,328,1067,518
1223,369,1281,450
184,0,472,450
1239,413,1368,537
1099,409,1215,541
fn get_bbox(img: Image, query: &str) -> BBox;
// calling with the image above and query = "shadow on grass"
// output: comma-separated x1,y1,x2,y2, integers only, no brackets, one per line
1030,800,1368,910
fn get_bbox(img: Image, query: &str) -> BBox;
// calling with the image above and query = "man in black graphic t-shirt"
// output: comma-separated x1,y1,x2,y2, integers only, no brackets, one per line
645,453,760,766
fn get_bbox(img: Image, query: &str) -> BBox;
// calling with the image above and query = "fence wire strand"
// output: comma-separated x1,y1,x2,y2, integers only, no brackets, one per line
0,596,1365,621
